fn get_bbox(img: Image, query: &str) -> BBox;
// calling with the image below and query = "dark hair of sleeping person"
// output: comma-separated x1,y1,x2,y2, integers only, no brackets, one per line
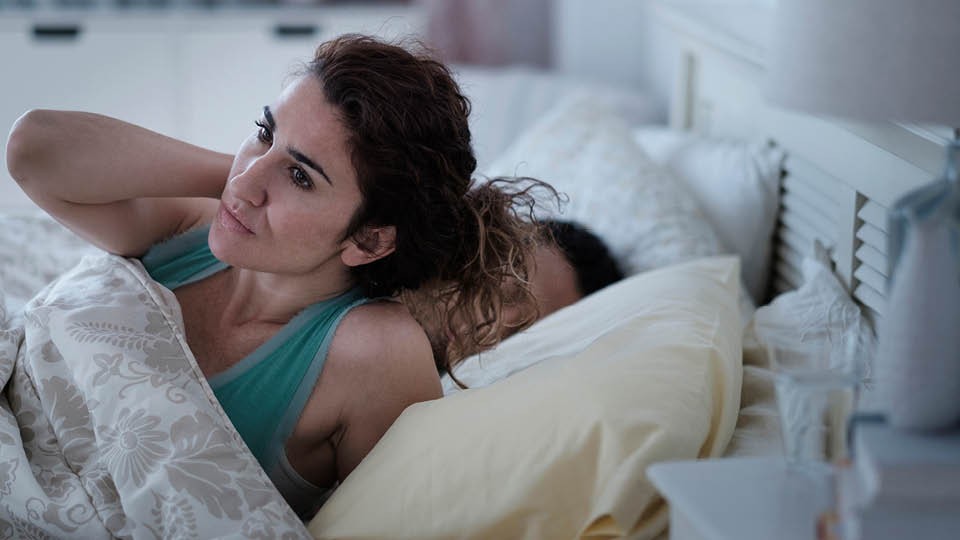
306,35,557,382
543,219,624,297
431,219,624,371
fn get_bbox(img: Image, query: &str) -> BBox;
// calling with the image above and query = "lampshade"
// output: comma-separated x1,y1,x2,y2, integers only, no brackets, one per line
766,0,960,125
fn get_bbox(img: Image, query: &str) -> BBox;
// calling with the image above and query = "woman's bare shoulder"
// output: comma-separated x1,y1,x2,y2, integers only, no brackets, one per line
320,300,441,478
325,299,441,415
327,299,436,379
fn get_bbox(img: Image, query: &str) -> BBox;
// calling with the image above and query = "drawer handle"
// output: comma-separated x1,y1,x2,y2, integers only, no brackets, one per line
273,24,318,39
32,24,82,41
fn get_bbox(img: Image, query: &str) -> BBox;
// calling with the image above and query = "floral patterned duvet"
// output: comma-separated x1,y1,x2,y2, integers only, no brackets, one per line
0,243,310,539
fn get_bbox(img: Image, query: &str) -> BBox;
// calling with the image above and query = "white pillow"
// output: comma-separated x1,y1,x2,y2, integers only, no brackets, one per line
735,254,876,458
483,94,722,276
633,127,785,303
455,65,663,173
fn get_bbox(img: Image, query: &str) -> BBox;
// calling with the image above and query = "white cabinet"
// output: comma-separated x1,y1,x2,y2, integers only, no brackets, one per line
179,22,317,153
0,20,179,132
648,457,835,540
0,18,181,208
0,6,424,209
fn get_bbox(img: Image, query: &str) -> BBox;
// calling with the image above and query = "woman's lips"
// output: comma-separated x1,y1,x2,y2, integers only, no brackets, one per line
218,204,254,235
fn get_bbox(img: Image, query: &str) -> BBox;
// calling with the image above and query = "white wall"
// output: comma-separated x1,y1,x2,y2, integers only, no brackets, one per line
0,6,423,212
552,0,678,117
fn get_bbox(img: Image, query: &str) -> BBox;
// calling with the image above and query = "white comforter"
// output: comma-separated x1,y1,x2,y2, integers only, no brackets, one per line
0,223,309,538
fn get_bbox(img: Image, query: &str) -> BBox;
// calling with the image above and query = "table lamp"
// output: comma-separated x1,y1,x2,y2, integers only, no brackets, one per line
765,0,960,431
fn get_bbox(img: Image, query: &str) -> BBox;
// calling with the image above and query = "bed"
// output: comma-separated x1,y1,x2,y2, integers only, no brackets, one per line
0,3,948,539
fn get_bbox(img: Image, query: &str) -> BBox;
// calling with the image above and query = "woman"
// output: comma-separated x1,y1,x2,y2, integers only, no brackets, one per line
6,35,547,518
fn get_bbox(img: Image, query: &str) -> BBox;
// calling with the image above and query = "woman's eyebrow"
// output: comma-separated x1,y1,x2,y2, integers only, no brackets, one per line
263,105,333,185
263,105,276,130
289,148,332,185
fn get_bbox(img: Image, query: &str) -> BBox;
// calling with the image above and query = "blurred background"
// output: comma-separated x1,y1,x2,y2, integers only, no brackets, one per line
0,0,753,206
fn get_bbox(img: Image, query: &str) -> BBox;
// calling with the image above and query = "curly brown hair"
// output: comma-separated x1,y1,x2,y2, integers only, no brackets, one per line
304,35,556,382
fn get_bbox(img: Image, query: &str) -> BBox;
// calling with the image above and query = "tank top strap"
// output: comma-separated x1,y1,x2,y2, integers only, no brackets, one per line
268,295,374,454
140,224,226,290
209,291,374,472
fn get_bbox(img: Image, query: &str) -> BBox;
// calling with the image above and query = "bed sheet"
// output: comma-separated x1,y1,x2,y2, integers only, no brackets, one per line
0,208,99,315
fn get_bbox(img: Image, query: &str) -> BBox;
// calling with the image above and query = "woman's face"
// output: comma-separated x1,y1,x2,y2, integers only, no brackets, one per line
209,75,363,276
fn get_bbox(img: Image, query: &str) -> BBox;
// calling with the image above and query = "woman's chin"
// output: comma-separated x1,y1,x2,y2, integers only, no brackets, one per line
207,225,238,265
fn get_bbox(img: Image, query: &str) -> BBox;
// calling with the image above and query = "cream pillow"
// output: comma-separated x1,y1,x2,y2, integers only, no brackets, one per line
308,257,743,539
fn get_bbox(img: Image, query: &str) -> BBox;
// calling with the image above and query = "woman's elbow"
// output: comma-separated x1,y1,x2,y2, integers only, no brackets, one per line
6,109,53,185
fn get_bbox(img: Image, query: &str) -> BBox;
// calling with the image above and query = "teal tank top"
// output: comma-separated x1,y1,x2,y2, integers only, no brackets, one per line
140,224,371,518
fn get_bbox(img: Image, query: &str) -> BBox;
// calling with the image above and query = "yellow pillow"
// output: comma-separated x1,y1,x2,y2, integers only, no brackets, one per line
308,257,743,539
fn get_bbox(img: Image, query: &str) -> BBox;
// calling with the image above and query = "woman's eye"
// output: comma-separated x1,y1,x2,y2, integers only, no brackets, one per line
290,167,314,191
254,120,272,144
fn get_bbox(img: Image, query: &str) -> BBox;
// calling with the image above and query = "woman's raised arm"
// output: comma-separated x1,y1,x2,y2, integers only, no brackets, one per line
5,109,233,256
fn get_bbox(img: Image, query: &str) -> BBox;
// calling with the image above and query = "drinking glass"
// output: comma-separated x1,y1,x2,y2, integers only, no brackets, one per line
766,336,864,469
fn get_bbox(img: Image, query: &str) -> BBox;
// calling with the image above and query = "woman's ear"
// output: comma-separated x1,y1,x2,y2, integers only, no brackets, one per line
341,225,397,267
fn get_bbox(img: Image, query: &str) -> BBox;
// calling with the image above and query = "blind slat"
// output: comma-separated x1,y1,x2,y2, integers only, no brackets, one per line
855,222,888,254
775,260,803,290
782,190,839,231
781,209,836,250
854,282,887,314
854,263,887,294
855,244,888,277
857,201,889,232
783,156,850,204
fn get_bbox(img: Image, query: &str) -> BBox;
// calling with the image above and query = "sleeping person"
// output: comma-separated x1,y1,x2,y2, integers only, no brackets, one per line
5,35,554,519
410,218,624,378
522,219,625,326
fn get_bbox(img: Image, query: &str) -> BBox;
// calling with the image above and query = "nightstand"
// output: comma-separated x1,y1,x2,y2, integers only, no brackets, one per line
648,457,834,540
834,418,960,540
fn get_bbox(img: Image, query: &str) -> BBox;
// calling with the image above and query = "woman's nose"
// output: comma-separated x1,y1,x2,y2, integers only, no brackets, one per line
229,156,269,207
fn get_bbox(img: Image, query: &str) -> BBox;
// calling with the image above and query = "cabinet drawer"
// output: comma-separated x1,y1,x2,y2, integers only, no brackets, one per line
0,22,179,134
0,22,180,209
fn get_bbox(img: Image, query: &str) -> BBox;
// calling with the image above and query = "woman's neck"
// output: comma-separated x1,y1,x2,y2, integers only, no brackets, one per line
217,265,355,327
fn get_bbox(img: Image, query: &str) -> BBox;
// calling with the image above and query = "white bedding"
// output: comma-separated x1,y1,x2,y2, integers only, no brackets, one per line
0,247,308,538
0,209,99,314
452,65,664,173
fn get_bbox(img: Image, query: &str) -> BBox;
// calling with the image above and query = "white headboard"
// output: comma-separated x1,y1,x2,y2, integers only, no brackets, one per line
650,2,951,322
